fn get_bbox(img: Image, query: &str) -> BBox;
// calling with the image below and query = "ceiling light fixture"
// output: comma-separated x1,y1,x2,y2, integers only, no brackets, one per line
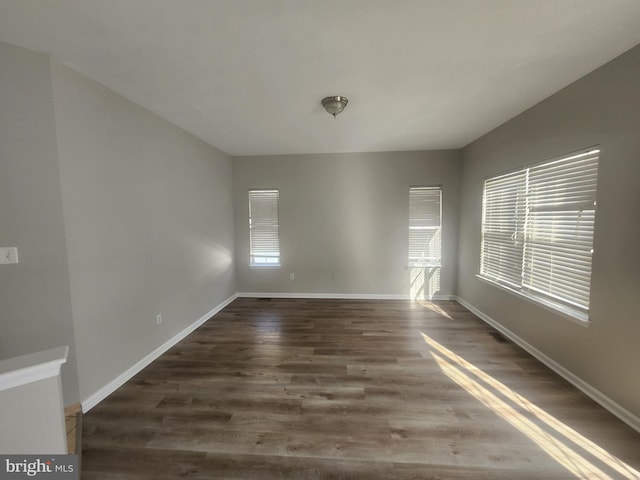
321,96,349,117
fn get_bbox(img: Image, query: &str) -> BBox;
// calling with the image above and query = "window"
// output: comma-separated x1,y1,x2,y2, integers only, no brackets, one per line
248,189,280,266
480,148,599,321
409,186,442,267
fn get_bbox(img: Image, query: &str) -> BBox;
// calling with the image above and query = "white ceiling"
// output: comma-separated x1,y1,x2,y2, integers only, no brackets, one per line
1,1,639,156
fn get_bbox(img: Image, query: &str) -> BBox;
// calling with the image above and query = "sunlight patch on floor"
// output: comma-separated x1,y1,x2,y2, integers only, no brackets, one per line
421,332,639,479
415,300,453,319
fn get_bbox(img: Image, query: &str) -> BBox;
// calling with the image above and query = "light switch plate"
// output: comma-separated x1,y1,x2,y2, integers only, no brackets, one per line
0,247,19,264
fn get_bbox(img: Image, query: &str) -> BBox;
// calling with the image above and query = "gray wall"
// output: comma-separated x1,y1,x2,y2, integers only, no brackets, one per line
50,61,236,402
233,151,461,298
458,45,640,417
0,41,79,404
0,377,67,454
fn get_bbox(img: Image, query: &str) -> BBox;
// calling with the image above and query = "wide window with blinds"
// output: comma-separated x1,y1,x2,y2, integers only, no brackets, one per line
480,148,600,321
248,189,280,266
409,186,442,268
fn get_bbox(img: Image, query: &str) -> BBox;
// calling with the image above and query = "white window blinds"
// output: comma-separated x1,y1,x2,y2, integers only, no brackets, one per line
409,186,442,268
481,149,599,320
523,151,599,310
481,170,526,288
248,189,280,266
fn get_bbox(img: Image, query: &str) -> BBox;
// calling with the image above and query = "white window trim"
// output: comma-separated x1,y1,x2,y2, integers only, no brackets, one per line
476,274,590,326
479,147,599,325
248,189,281,268
408,186,442,269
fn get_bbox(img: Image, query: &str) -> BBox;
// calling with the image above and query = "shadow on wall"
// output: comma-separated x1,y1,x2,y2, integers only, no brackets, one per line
409,266,441,300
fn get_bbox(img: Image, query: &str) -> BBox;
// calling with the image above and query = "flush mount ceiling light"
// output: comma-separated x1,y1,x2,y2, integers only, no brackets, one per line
321,96,349,117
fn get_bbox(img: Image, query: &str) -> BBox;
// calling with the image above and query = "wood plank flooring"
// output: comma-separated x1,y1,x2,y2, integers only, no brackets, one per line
81,298,640,479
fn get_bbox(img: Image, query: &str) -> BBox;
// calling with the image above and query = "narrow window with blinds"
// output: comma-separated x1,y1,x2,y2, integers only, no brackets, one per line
409,186,442,268
480,148,599,322
248,189,280,267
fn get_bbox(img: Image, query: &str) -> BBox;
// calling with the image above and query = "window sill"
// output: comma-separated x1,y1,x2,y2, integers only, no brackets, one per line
249,265,281,269
475,274,590,327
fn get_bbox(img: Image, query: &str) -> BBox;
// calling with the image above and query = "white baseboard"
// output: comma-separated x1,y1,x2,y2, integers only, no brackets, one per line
237,292,455,301
81,293,237,413
456,296,640,434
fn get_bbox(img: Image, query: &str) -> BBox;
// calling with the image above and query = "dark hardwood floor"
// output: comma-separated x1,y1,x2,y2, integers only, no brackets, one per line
81,298,640,479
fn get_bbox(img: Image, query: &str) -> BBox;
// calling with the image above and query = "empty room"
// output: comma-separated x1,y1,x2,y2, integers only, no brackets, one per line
1,1,639,479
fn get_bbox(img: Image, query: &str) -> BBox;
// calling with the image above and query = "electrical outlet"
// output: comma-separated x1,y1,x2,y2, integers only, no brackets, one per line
290,273,295,280
0,247,19,265
156,314,162,325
